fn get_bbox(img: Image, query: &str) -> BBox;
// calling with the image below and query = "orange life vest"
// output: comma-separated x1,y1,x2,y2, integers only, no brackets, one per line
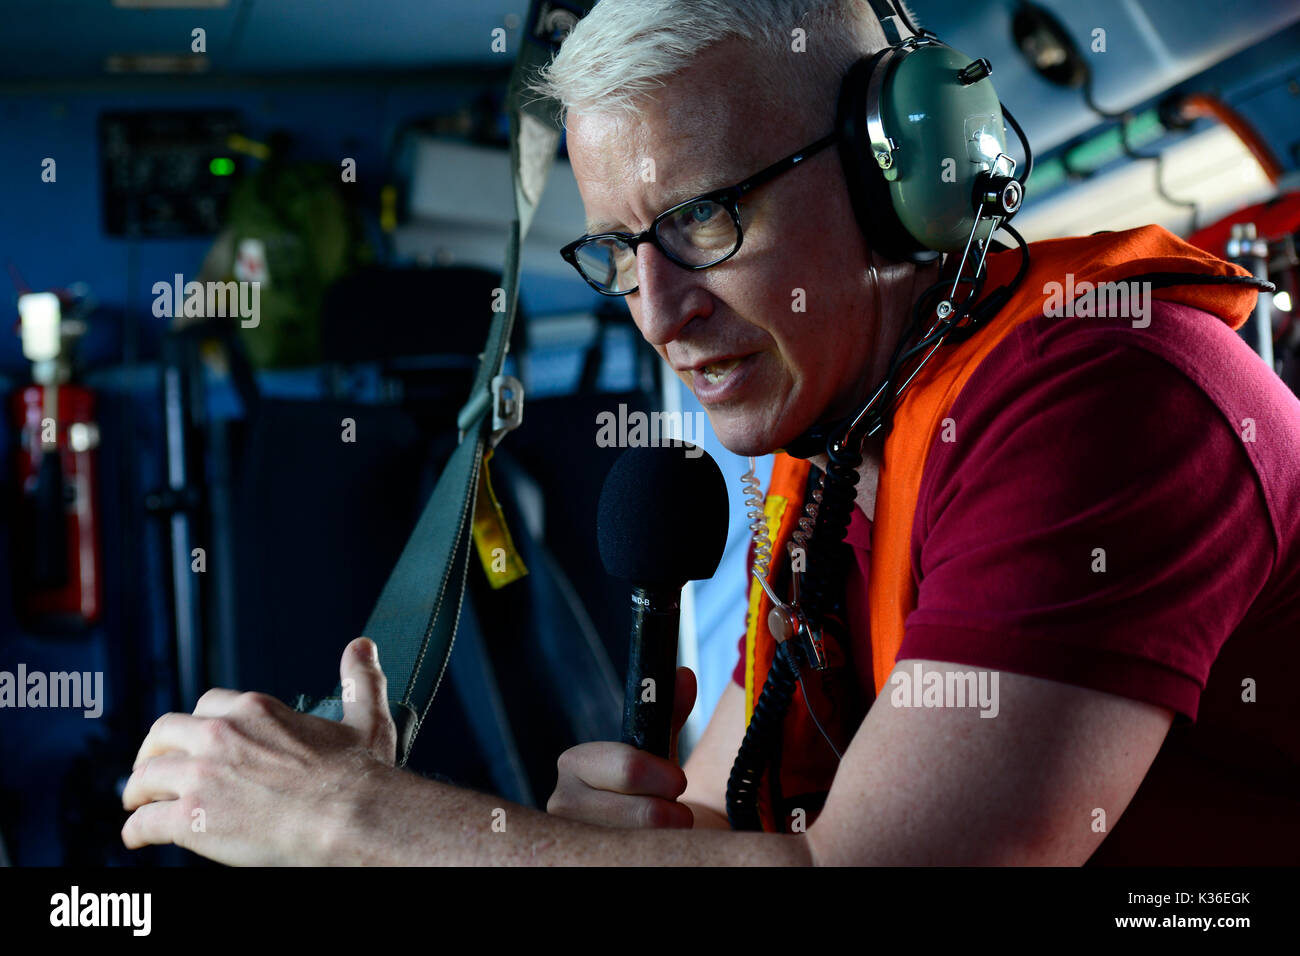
741,223,1264,832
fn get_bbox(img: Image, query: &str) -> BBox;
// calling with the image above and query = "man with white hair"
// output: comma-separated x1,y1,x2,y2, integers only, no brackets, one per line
122,0,1300,865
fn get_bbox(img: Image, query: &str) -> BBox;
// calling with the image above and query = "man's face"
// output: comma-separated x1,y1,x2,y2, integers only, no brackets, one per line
566,39,896,456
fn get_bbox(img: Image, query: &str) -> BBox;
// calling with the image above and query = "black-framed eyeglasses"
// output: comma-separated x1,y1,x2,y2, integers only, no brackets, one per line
561,132,837,296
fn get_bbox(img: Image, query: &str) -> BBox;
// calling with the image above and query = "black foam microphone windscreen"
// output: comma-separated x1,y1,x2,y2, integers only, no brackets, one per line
596,442,730,589
597,442,730,756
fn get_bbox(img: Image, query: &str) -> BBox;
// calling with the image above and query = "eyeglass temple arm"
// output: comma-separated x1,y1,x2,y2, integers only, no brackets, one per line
732,132,839,197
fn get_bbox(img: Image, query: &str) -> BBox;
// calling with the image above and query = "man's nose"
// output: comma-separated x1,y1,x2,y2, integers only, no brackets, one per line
631,243,713,348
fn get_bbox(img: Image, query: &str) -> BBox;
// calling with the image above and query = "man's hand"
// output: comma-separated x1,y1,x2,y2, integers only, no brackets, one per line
121,637,397,866
547,666,698,828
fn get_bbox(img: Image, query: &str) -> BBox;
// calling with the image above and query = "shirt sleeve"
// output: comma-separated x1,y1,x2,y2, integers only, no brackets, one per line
897,312,1274,722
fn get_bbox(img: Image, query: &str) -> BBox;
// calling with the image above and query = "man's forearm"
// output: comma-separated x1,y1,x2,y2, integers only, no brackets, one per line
329,764,812,865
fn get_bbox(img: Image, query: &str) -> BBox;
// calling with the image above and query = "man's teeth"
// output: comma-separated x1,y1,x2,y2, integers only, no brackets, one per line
701,358,742,384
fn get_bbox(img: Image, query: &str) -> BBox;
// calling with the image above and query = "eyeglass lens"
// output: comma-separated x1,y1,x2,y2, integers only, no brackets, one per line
576,199,740,292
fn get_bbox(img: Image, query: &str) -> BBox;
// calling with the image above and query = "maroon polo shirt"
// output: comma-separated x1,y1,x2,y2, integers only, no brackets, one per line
733,298,1300,864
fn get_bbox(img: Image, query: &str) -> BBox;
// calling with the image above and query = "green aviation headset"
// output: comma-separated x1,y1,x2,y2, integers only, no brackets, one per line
836,0,1026,264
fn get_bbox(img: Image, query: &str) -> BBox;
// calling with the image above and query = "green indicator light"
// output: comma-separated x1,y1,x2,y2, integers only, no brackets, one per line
209,157,235,176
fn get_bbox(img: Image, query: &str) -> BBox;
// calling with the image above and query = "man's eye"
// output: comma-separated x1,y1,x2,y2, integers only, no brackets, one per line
688,203,719,224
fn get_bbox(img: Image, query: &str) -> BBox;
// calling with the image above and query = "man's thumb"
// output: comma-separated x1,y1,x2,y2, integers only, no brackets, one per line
340,637,396,762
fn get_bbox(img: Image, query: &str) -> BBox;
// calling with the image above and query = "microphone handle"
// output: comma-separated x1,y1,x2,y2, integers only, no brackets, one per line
621,585,680,758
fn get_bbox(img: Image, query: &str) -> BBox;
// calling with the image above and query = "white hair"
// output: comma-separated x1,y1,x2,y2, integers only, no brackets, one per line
529,0,899,123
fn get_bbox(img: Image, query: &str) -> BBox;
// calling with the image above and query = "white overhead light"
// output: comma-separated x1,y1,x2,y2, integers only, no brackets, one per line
1012,124,1276,243
1276,291,1293,313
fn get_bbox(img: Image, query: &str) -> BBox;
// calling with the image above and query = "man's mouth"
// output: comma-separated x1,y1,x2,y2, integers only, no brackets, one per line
700,358,744,384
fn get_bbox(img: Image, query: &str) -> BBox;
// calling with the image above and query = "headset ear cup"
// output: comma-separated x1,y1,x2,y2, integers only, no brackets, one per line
838,49,949,264
837,51,928,263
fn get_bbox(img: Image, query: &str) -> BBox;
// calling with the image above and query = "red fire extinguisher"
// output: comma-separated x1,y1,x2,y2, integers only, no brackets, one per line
10,290,102,631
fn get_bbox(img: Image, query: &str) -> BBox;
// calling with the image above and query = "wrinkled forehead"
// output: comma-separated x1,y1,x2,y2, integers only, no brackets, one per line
565,43,799,227
567,106,749,196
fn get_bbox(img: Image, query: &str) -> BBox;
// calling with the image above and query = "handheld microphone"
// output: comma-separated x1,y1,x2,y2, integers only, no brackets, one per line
596,442,729,758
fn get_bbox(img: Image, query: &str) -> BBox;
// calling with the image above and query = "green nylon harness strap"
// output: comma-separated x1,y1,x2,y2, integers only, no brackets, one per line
293,1,598,766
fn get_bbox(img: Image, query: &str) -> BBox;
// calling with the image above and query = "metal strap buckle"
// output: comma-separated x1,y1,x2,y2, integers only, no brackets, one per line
457,374,525,446
802,626,829,671
488,374,524,450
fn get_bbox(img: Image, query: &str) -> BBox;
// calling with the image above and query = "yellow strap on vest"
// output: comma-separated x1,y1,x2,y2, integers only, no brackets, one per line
743,454,813,724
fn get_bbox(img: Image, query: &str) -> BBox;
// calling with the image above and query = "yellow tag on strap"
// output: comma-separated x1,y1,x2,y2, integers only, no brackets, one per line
471,452,529,589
